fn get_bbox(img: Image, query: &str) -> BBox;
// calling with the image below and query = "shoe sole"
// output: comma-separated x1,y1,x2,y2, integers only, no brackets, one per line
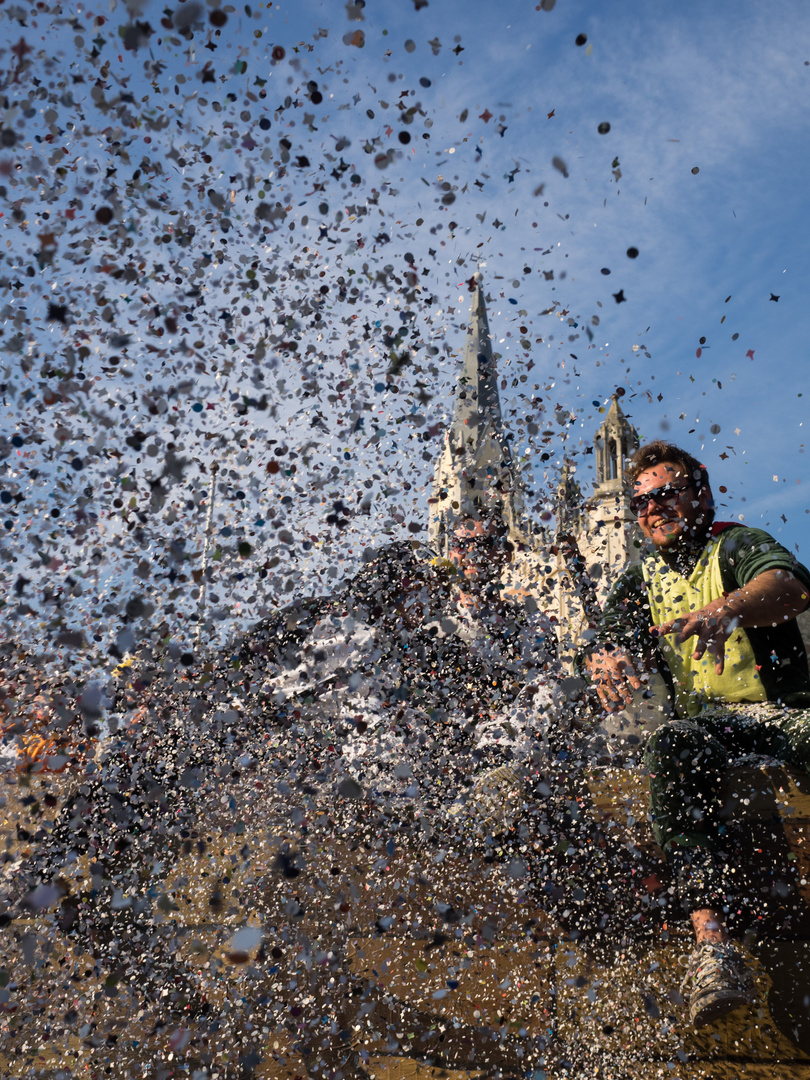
692,991,753,1028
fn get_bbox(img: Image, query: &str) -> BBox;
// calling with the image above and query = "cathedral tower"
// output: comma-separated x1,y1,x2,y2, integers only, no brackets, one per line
585,395,640,597
427,282,642,662
593,394,638,495
428,274,526,554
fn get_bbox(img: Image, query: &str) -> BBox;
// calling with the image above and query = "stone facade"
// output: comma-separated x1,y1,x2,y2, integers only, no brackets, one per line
428,277,640,659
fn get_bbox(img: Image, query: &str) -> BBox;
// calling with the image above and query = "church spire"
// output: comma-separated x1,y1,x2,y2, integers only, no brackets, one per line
555,457,583,535
428,274,525,555
446,272,504,454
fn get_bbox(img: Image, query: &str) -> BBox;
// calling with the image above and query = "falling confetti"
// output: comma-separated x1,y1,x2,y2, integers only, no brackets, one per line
1,3,809,1077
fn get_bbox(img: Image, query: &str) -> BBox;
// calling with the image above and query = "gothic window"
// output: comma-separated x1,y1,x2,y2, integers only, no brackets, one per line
595,435,605,483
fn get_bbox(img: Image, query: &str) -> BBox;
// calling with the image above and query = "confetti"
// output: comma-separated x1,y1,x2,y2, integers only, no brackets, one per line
0,5,807,1076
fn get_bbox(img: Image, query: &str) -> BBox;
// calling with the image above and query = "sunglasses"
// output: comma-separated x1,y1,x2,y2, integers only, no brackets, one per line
629,482,693,517
450,532,507,553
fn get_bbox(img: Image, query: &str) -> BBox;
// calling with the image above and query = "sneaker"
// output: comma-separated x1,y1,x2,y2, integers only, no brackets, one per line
471,764,524,833
447,765,523,836
680,940,757,1027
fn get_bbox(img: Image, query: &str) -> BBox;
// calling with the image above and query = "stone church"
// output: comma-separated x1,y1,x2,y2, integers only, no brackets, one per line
428,274,641,660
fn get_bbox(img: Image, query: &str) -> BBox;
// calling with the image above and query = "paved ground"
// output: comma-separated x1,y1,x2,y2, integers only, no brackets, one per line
2,765,810,1078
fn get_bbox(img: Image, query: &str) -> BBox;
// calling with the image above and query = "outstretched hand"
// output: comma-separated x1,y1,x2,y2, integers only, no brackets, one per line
584,647,643,713
651,570,810,677
652,604,735,675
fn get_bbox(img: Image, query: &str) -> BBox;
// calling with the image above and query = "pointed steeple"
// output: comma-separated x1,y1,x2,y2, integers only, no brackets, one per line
428,274,525,554
586,394,641,594
446,272,504,454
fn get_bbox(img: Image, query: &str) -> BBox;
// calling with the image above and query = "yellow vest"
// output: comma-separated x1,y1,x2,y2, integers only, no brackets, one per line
642,535,767,717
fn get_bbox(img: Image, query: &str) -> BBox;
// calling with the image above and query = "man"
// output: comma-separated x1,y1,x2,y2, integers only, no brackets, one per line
446,513,557,762
239,532,552,1077
439,512,573,873
585,440,810,1027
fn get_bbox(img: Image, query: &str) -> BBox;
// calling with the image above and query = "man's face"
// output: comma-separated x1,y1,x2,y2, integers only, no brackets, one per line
447,519,509,583
631,463,711,549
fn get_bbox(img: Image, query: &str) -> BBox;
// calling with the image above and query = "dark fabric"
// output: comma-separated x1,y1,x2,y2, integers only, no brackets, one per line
643,704,810,910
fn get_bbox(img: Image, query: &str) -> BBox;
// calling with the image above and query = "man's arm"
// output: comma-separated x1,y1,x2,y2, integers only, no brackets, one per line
652,568,810,675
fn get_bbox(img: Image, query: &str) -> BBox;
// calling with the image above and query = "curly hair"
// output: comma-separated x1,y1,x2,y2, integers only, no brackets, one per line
626,440,709,492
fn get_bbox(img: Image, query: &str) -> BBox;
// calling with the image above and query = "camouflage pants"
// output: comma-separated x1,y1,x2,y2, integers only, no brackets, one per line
643,702,810,911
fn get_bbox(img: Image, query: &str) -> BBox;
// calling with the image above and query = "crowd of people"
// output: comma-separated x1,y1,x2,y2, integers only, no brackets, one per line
3,439,810,1074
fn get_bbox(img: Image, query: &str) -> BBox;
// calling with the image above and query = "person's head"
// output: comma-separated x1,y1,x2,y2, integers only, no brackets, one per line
350,541,448,627
626,441,714,550
447,513,513,586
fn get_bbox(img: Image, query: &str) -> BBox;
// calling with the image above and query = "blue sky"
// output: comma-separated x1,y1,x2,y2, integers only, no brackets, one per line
1,0,809,663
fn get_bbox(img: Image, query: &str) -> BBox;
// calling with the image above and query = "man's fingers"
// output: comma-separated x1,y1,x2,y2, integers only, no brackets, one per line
594,672,635,713
691,633,726,674
708,636,726,675
593,675,622,712
615,658,643,691
675,619,699,645
595,685,617,711
587,649,642,711
652,618,689,640
691,647,725,675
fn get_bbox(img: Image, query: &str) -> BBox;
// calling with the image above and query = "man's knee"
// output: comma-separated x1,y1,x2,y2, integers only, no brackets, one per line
645,717,707,763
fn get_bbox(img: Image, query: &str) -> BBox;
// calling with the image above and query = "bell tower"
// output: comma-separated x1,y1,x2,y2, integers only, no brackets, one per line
587,395,640,595
594,395,638,494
